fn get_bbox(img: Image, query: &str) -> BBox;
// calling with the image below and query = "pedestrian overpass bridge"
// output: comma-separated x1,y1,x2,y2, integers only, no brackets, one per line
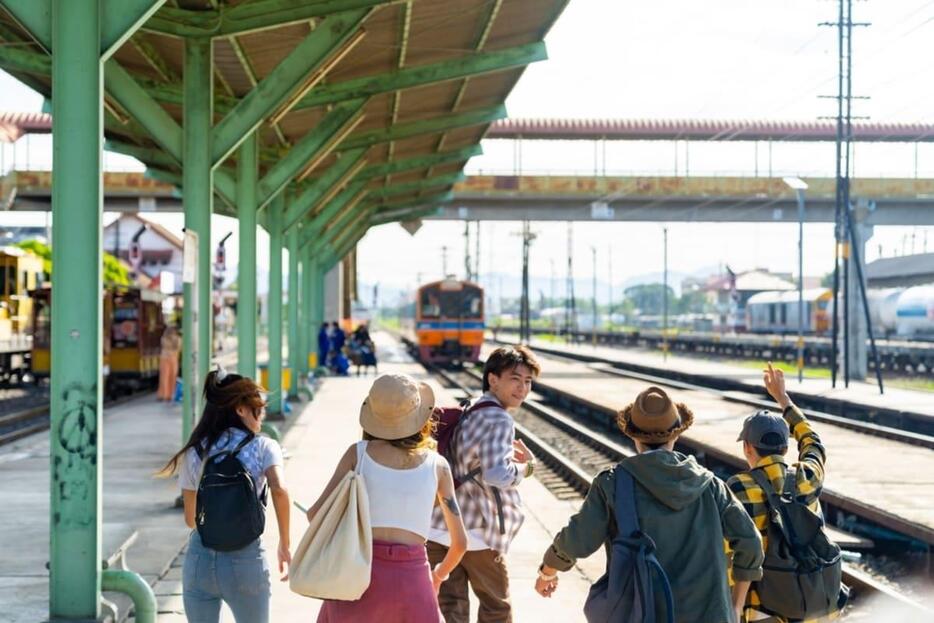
3,168,933,225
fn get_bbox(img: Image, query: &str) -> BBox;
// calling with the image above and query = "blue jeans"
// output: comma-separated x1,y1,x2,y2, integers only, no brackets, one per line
182,531,270,623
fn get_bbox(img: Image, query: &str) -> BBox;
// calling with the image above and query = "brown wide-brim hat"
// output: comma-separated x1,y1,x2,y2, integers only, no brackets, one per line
618,386,693,443
359,373,436,440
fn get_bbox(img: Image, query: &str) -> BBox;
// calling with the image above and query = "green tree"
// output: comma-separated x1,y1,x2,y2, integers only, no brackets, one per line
15,239,130,285
623,283,676,315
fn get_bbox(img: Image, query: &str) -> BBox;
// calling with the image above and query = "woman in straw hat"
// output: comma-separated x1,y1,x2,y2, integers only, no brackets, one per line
534,386,763,623
306,373,468,622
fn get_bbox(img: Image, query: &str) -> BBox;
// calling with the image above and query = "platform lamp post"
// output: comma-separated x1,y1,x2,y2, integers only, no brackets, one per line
783,176,809,383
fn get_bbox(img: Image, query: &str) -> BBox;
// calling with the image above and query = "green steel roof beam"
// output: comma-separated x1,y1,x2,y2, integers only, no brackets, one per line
141,0,394,38
105,139,177,169
100,0,165,61
370,206,440,227
323,220,371,269
259,97,367,208
301,180,368,248
341,105,506,151
210,8,371,168
283,148,368,232
0,37,51,73
358,145,481,181
296,42,547,110
366,172,465,201
326,207,373,255
104,59,183,163
0,1,51,53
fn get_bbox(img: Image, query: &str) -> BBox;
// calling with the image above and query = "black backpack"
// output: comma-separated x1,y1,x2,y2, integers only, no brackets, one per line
749,468,845,620
196,434,267,552
584,467,674,623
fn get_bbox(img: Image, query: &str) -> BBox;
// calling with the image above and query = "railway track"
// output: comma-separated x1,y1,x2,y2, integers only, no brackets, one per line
0,387,156,448
492,335,934,440
416,354,934,619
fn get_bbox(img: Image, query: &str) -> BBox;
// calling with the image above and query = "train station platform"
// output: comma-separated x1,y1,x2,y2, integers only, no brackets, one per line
483,338,934,548
0,331,596,622
152,333,601,622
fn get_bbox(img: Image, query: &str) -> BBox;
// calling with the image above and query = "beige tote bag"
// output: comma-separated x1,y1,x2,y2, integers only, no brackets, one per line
290,442,372,600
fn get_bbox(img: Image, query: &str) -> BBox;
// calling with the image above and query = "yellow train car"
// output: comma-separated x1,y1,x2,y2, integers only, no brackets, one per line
31,286,164,391
413,279,484,365
0,246,43,337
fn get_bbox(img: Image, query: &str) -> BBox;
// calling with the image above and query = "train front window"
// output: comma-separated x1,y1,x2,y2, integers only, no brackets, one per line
440,286,482,319
420,289,441,318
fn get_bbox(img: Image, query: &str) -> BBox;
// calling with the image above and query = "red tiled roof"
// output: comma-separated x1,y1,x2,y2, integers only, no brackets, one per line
487,118,934,142
0,112,52,143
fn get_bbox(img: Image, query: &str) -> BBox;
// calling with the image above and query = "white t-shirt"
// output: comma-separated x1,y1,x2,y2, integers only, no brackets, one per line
178,427,283,495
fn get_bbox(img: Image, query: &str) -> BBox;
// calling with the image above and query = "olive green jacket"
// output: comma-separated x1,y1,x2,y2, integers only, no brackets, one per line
543,450,763,623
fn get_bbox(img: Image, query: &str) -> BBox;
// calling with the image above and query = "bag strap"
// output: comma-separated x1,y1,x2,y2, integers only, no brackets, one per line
748,467,784,509
353,441,367,475
614,466,640,537
614,466,675,623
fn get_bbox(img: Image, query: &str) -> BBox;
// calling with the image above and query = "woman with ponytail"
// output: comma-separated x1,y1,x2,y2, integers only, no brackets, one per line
159,368,291,623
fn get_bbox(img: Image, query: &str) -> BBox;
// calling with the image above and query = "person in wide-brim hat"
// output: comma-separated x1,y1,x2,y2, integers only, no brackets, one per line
359,373,436,440
617,385,693,443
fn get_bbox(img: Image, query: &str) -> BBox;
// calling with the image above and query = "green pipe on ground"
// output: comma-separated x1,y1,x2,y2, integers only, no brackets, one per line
101,569,157,623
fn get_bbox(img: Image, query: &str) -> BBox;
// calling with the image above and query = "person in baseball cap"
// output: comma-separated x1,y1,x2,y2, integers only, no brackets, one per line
736,409,790,460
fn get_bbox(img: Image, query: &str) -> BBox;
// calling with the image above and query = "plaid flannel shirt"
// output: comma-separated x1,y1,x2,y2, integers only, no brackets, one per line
727,405,831,623
430,393,525,553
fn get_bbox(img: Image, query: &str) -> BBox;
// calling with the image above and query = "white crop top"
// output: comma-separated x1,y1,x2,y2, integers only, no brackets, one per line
355,441,443,540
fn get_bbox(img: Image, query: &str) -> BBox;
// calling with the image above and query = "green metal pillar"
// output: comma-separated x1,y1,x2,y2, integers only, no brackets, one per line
182,36,213,444
287,225,300,394
49,0,103,617
267,194,284,415
312,259,326,330
303,245,315,371
236,133,258,377
297,245,309,380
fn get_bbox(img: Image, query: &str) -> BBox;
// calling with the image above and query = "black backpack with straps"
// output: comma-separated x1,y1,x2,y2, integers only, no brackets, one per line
196,433,267,552
749,468,845,620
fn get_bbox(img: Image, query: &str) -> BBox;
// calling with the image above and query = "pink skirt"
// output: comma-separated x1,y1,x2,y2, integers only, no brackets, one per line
317,541,442,623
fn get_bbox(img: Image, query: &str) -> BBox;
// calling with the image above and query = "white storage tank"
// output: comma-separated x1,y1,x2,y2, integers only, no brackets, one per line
894,285,934,337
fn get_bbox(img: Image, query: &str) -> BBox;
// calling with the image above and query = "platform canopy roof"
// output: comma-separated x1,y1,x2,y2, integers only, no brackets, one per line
0,0,568,224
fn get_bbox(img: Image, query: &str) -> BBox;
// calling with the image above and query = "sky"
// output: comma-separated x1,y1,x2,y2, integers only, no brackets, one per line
3,0,934,305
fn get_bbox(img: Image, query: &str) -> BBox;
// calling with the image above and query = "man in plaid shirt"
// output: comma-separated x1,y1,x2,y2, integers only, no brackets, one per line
727,363,832,623
428,345,541,623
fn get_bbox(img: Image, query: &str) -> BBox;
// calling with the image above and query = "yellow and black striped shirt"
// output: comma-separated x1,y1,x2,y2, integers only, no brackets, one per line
727,405,830,623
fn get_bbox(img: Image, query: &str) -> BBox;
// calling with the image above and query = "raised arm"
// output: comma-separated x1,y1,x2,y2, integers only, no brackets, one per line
763,363,826,504
432,459,468,593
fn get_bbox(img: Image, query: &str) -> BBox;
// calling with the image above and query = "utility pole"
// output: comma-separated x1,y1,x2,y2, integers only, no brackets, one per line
607,246,613,332
820,0,869,387
474,220,481,283
663,227,669,360
464,221,471,281
565,222,577,340
591,246,597,348
517,221,536,343
441,245,448,279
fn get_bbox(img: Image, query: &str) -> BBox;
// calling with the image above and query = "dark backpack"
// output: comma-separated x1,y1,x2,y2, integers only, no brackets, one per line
433,399,498,488
584,467,674,623
196,434,267,552
749,468,845,620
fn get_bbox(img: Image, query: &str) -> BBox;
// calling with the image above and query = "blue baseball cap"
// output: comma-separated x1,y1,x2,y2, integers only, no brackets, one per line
737,410,789,451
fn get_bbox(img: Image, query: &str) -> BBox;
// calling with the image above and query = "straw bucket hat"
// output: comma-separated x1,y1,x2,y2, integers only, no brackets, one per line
618,386,693,443
359,373,436,440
